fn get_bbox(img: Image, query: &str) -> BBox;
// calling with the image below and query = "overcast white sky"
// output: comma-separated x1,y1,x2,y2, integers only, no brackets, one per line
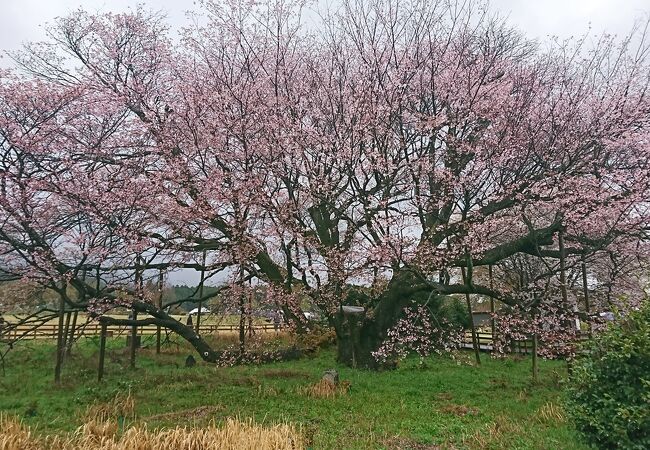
1,0,648,58
0,0,648,284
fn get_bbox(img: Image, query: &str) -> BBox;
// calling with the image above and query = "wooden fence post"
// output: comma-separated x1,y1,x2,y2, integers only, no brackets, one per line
238,265,246,356
98,322,107,381
156,269,164,354
581,254,592,337
130,256,141,369
461,266,481,366
196,250,207,334
54,286,66,385
489,265,496,343
532,333,539,382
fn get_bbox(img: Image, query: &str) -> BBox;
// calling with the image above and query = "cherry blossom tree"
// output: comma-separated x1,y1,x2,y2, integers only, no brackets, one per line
1,0,649,370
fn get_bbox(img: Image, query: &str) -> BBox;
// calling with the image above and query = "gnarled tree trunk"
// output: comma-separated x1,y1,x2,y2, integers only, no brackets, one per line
334,272,425,369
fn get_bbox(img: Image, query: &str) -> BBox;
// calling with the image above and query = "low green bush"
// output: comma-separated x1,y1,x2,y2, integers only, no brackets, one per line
565,303,650,449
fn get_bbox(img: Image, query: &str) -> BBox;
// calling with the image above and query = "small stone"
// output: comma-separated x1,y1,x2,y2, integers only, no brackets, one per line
185,354,196,367
322,369,339,385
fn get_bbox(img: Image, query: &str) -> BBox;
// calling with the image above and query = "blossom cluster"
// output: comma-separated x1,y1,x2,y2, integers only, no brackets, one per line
372,304,464,364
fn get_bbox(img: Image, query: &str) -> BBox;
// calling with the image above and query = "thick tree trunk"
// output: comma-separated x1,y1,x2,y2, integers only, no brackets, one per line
334,314,385,369
334,272,424,369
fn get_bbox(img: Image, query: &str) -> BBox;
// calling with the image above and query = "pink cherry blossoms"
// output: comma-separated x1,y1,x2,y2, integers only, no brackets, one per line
0,0,648,368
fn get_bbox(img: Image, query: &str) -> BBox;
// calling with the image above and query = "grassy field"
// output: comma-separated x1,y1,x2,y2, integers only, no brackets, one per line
0,338,587,449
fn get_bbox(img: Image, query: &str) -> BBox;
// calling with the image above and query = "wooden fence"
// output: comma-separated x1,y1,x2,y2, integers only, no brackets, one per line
459,331,535,354
2,323,561,355
1,322,282,342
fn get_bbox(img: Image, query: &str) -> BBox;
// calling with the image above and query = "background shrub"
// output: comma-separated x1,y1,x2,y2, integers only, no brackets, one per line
565,303,650,449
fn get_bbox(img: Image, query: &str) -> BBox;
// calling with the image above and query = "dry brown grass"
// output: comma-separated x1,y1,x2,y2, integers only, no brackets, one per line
142,405,223,423
0,415,305,450
0,414,41,450
438,403,479,417
297,379,350,398
80,391,135,423
461,415,522,450
535,401,566,424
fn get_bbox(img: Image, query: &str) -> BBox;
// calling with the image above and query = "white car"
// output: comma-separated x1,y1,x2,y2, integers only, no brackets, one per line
188,307,211,316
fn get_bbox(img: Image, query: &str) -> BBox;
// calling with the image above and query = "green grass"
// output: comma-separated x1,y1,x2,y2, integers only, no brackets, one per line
0,338,587,449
